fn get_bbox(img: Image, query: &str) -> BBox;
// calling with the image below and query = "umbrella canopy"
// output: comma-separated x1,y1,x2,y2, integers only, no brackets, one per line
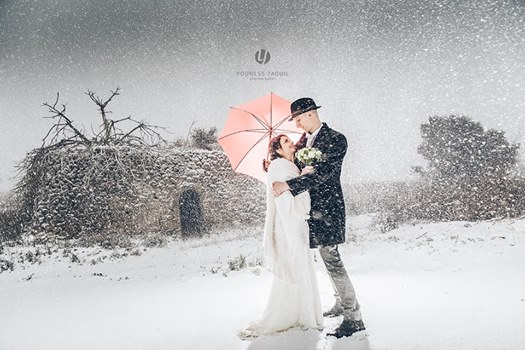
218,93,303,183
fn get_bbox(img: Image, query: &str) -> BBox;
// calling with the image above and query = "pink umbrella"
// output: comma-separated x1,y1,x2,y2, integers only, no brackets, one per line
218,93,303,183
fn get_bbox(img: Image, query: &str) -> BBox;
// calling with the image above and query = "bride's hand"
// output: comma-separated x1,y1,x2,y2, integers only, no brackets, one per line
301,166,314,175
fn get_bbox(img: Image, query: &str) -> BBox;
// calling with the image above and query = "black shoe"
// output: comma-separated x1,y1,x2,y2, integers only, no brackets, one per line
327,320,366,338
323,306,344,318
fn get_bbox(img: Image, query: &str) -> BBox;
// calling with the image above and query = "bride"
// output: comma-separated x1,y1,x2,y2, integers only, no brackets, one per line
240,134,323,338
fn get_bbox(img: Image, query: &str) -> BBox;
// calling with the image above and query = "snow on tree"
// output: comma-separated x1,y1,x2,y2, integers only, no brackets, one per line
409,115,524,221
415,115,519,181
375,116,525,227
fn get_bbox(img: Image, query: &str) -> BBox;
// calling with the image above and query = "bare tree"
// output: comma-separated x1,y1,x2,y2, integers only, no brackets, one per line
43,93,91,148
42,87,166,149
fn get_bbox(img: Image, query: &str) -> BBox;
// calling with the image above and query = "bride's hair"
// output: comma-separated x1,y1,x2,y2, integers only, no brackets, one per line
262,134,287,172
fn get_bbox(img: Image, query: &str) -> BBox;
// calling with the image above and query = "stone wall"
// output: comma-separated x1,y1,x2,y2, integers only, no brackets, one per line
17,145,266,240
133,148,266,236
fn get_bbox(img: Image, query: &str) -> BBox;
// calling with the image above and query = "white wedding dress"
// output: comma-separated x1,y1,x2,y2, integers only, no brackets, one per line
241,158,323,338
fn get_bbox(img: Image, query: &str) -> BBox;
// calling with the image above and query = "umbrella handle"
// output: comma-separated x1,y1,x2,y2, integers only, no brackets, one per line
262,158,270,173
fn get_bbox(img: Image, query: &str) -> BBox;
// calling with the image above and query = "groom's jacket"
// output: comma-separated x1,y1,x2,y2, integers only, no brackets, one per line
287,123,347,248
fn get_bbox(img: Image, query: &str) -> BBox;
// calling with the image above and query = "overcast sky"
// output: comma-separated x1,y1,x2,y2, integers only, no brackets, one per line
0,0,523,191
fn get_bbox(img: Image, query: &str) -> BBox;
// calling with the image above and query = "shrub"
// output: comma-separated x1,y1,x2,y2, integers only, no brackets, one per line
228,254,247,271
0,193,25,242
190,127,219,150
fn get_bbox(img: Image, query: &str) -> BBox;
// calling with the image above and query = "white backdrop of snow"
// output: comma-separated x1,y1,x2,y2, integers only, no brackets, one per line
1,216,524,350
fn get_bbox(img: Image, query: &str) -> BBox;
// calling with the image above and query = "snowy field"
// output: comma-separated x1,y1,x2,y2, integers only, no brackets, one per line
1,216,524,350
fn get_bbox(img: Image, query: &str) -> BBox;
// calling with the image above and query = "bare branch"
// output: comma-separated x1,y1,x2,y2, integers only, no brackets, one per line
40,88,165,150
117,123,145,143
186,121,196,146
42,94,91,147
86,88,121,143
112,116,132,124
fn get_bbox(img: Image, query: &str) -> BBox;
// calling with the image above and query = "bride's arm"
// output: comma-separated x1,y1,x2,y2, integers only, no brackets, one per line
268,161,309,230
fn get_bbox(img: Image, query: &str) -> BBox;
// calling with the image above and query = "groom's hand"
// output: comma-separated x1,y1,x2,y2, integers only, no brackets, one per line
272,182,290,197
301,166,314,176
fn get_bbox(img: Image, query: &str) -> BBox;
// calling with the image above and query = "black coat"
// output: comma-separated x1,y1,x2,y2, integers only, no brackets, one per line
287,123,347,248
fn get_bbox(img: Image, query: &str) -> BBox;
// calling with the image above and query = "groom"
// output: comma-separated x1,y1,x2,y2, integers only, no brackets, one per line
272,97,365,338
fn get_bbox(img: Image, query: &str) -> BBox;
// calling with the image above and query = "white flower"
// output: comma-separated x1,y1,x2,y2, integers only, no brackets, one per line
296,147,323,166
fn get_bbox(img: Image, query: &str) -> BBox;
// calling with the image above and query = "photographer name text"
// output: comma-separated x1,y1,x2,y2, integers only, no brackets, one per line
236,71,290,81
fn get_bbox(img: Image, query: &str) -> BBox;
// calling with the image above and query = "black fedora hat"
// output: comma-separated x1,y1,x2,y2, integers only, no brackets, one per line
288,97,321,121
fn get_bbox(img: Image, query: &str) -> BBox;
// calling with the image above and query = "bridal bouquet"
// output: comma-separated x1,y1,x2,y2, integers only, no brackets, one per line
296,147,322,166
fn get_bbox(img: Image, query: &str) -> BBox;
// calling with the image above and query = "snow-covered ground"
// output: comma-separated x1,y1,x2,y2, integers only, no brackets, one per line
1,216,524,350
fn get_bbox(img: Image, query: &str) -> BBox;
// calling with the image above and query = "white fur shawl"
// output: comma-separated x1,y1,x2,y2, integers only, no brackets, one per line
263,158,310,279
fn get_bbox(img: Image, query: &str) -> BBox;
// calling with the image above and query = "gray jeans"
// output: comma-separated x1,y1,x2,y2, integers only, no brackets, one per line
319,245,362,321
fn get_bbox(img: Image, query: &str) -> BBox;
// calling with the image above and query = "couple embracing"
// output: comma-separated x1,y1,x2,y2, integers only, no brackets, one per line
240,98,365,339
